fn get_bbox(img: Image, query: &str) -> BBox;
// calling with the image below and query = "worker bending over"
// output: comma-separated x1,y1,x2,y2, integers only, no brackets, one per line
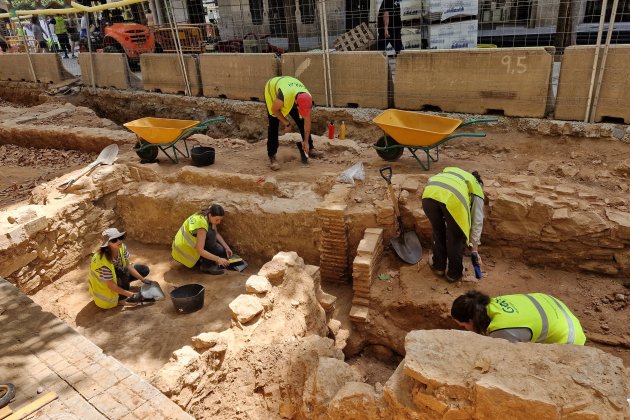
451,290,586,345
422,167,486,282
264,76,322,171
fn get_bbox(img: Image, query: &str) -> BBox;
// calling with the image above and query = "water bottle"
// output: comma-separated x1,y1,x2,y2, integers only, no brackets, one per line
327,120,335,139
471,251,482,279
340,121,346,140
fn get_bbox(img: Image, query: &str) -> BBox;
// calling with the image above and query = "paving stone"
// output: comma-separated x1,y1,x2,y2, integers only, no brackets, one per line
74,377,104,400
90,392,130,419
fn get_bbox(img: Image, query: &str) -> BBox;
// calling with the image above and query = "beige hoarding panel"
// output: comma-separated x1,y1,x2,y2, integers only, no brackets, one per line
141,54,201,96
395,47,554,117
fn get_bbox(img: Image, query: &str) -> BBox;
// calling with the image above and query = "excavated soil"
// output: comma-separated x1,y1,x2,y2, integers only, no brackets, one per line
2,99,630,381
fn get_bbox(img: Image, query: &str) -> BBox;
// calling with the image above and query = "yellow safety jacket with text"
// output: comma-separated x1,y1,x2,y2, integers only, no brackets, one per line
88,244,128,309
487,293,586,345
443,167,484,200
54,17,67,35
172,213,209,268
264,76,310,117
422,171,472,242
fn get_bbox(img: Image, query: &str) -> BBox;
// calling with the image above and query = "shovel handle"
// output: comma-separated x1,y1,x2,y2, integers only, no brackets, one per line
58,162,102,190
380,166,392,184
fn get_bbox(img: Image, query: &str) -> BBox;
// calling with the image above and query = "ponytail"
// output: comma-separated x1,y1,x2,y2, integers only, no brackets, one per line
471,170,483,186
198,204,225,217
451,290,491,334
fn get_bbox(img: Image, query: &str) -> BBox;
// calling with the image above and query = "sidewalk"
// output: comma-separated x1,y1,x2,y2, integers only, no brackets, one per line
0,278,193,419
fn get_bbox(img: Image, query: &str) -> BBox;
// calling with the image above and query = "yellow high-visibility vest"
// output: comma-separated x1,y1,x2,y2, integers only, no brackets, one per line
54,17,67,35
422,171,472,241
443,167,484,199
264,76,310,117
487,293,586,345
172,213,209,268
88,244,128,309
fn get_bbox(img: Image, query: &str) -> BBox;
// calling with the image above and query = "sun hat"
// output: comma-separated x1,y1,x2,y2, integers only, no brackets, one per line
101,227,126,247
296,93,312,118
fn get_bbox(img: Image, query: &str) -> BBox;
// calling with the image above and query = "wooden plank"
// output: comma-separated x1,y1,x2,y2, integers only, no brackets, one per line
0,406,13,420
5,392,58,420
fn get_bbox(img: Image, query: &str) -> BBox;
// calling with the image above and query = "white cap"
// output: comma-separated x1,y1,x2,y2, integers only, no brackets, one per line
101,227,125,247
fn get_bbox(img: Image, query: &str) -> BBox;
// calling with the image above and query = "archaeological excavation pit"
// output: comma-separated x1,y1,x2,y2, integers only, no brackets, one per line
1,92,630,419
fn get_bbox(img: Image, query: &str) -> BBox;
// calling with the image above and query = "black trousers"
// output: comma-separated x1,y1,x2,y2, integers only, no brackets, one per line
267,105,314,158
116,264,150,291
199,229,227,268
422,198,467,280
377,28,403,54
56,33,71,54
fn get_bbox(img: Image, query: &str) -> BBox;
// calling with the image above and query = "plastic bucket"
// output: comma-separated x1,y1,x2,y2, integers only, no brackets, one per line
170,284,205,313
191,145,215,166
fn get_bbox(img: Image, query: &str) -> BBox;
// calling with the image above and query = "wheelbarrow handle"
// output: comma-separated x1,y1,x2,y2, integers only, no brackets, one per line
443,133,487,141
459,118,498,127
200,117,226,126
379,166,392,184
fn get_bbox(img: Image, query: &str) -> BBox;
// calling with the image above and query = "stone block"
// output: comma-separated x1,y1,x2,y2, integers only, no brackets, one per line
199,53,279,100
349,305,369,322
395,48,554,117
229,294,264,323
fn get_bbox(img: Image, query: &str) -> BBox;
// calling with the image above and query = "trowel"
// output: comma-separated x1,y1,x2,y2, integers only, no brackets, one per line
58,144,119,190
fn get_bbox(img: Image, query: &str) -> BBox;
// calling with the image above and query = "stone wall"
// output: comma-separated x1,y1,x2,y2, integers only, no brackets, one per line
483,175,630,275
0,177,120,293
385,330,629,419
153,252,630,419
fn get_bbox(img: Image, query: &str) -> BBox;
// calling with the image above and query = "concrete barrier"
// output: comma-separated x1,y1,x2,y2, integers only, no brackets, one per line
0,53,73,83
79,53,130,90
140,54,201,96
282,52,389,109
555,45,630,123
199,53,279,101
395,47,554,117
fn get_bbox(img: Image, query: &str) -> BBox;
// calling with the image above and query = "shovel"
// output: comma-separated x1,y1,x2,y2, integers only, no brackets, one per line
380,166,422,264
58,144,119,190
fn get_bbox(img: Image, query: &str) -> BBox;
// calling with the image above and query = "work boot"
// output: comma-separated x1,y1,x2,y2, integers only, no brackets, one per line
309,148,323,159
445,273,462,283
295,142,308,164
269,156,280,171
429,255,445,277
200,261,224,275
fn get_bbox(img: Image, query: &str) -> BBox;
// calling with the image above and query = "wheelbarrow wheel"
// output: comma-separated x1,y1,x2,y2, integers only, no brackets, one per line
375,135,404,161
134,141,159,163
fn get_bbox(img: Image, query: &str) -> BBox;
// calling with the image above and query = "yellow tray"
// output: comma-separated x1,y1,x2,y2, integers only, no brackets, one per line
123,117,200,144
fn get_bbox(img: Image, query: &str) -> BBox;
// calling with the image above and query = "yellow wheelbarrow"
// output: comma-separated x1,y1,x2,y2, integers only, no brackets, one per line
372,110,497,170
124,117,226,163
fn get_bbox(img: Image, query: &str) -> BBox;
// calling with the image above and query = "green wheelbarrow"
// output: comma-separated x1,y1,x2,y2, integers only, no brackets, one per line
372,109,497,170
124,117,226,164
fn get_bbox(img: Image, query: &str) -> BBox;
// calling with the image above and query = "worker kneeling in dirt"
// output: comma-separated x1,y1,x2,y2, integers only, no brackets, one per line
451,290,586,345
264,76,322,171
422,167,486,282
172,204,232,275
88,228,151,308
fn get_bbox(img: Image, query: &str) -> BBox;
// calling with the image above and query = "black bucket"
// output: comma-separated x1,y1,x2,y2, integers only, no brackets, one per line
170,284,205,313
191,145,215,167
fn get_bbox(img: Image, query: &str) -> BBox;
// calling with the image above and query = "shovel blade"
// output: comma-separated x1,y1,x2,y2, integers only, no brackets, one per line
141,280,165,300
391,231,422,264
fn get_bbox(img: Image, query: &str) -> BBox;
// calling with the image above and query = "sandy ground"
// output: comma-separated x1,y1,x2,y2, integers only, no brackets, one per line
32,241,251,379
4,102,630,377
